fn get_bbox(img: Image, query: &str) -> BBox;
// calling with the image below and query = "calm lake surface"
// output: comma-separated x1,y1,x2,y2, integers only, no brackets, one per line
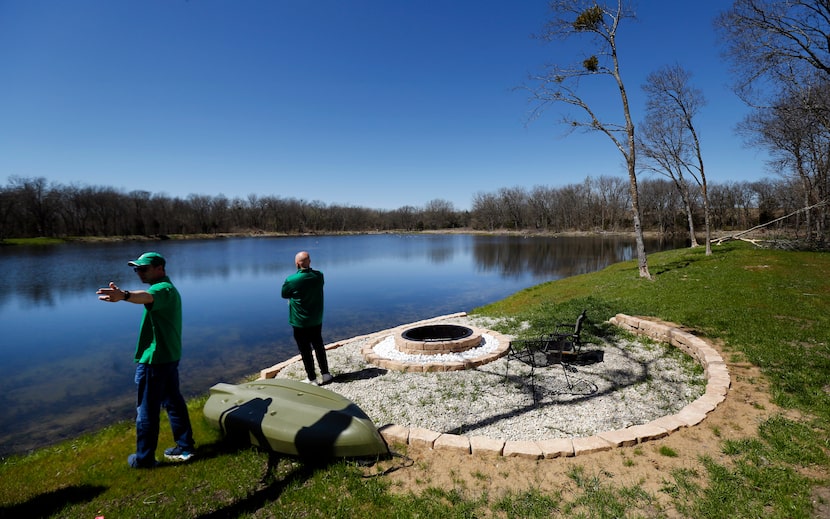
0,233,684,456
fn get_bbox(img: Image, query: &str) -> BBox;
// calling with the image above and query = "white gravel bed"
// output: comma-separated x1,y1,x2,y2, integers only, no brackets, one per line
273,315,706,441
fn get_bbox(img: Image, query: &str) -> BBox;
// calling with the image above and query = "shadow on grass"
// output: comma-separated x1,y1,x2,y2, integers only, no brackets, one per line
193,409,386,518
194,450,330,519
649,245,728,277
0,484,107,517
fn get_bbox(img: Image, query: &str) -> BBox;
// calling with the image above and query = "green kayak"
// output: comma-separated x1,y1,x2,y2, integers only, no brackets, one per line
203,378,390,459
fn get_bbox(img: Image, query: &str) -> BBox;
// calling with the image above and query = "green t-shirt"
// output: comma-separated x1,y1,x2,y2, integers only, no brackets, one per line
281,268,324,328
134,276,183,364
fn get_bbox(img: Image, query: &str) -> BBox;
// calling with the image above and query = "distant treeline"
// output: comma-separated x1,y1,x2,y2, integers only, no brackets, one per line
0,174,811,240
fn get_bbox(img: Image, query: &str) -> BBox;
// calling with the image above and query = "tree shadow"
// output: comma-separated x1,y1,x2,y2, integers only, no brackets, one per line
194,398,381,518
194,453,330,519
445,330,684,437
649,245,729,276
190,425,345,518
0,484,107,518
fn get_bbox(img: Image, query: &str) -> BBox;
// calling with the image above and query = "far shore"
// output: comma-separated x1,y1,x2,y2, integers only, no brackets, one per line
2,227,698,246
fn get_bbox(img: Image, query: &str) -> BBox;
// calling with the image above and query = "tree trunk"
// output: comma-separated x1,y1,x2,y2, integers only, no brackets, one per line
679,182,699,247
701,180,713,255
628,161,652,279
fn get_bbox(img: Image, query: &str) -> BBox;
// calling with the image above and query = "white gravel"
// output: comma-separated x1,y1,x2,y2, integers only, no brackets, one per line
274,315,706,441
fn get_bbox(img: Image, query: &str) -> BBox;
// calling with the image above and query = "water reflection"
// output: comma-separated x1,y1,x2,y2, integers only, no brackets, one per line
472,236,639,279
0,233,684,456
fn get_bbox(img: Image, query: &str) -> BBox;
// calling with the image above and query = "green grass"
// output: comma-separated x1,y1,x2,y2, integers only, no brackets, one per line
0,236,67,246
658,446,679,458
2,241,829,517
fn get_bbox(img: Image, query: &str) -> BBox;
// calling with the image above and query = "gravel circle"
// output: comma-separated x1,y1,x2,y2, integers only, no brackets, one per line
274,315,706,441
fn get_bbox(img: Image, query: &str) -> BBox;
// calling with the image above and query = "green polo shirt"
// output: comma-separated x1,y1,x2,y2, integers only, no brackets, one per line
134,276,183,364
281,268,324,328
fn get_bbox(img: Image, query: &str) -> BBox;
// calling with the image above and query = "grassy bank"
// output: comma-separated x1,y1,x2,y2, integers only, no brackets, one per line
1,241,828,518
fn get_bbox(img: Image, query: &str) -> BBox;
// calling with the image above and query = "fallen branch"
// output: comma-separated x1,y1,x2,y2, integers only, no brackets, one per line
714,199,828,245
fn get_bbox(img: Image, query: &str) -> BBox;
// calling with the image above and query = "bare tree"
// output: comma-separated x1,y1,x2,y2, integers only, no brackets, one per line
9,176,61,237
527,185,557,230
528,1,651,278
471,192,503,231
717,0,830,245
638,110,698,243
0,184,22,239
593,175,629,231
423,199,456,229
717,0,830,104
557,180,595,230
497,187,528,230
739,79,830,243
711,180,757,230
385,205,415,231
639,178,681,235
639,64,712,253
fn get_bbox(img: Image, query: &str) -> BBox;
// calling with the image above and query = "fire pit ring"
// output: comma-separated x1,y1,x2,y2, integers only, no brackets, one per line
401,324,474,342
395,324,482,355
359,315,512,372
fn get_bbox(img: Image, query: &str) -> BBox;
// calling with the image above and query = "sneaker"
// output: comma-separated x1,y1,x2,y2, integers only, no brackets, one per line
302,378,318,385
320,373,334,385
164,446,195,462
128,453,157,469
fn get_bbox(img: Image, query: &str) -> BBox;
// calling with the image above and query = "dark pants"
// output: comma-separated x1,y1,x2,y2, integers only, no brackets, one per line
293,324,329,380
134,361,195,466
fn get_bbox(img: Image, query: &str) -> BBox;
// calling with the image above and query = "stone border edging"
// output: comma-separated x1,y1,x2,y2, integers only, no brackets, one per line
257,313,730,460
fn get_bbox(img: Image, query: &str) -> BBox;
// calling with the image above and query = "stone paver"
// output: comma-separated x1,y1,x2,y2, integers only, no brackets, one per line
572,435,614,455
408,427,441,448
597,428,641,448
649,414,688,433
379,424,409,445
434,433,471,453
470,435,505,456
503,440,543,459
536,438,574,458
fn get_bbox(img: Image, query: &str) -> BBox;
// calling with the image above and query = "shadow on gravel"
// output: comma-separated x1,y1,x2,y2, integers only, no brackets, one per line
335,367,388,383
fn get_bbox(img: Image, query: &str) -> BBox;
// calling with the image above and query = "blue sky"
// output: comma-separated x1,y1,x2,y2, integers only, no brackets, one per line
0,1,768,211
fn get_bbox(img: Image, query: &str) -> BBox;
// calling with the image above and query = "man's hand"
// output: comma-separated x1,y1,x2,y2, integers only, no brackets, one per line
97,281,126,302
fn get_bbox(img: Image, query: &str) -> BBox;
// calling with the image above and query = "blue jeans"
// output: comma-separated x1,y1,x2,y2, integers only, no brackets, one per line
134,362,194,465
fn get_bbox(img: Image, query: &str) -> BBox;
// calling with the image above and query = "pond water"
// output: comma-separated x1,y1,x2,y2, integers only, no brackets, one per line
0,233,684,456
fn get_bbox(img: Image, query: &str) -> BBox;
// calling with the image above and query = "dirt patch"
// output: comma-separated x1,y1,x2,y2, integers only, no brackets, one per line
367,341,779,512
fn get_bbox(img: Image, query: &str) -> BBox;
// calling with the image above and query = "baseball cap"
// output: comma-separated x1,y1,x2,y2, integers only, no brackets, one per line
128,252,166,267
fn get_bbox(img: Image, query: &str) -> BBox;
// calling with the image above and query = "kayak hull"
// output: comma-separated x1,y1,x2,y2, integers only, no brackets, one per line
203,379,389,459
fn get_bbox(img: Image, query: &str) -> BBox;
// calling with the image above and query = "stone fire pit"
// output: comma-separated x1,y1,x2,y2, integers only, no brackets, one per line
396,324,481,354
361,321,509,373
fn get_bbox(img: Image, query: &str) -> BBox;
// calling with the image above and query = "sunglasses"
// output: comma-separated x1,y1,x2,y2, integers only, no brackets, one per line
133,265,151,273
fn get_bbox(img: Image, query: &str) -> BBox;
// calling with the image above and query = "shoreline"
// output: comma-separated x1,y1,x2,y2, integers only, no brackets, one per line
3,227,685,246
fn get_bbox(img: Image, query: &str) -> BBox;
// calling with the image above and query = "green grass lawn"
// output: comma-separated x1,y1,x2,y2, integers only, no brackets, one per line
2,241,828,518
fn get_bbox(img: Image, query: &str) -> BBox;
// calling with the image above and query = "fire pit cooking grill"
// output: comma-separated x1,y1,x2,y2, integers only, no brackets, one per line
359,318,512,372
396,324,481,354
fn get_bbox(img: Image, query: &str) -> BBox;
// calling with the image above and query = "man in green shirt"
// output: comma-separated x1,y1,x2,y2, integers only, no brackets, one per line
281,251,333,385
97,251,196,468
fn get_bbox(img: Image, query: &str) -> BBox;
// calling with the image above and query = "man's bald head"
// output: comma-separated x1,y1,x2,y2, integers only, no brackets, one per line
295,251,311,269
